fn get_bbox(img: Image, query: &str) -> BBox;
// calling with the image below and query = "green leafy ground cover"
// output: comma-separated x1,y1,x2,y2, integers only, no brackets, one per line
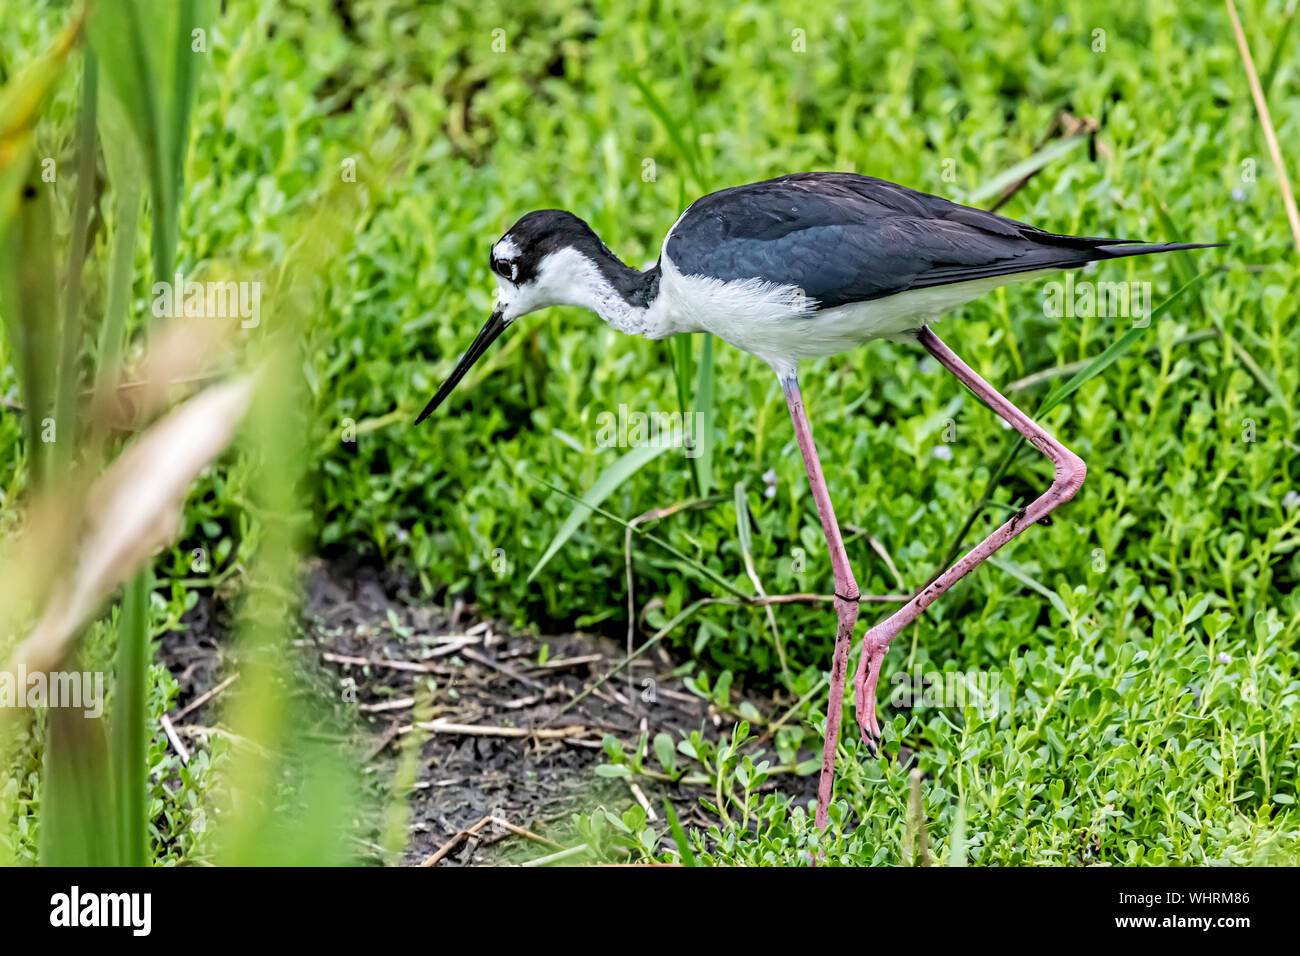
1,0,1297,864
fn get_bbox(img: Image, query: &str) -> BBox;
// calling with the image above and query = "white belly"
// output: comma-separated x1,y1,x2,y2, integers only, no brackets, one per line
653,254,1050,374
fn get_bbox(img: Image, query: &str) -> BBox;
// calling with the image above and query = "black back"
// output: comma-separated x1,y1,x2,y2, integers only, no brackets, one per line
665,172,1188,309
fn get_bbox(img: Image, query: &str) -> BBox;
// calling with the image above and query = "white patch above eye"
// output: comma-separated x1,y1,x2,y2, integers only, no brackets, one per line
492,236,521,281
493,236,521,260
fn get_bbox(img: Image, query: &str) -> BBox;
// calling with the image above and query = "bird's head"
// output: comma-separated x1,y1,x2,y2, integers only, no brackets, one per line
414,209,622,423
489,209,607,322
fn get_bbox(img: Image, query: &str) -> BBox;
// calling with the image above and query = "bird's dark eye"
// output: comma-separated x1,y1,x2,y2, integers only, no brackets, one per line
492,258,514,280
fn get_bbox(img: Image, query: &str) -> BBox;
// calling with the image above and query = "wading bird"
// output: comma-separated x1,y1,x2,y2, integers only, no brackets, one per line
416,172,1217,830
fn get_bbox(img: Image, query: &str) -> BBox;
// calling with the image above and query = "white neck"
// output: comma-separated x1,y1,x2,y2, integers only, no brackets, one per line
534,247,674,338
572,267,653,335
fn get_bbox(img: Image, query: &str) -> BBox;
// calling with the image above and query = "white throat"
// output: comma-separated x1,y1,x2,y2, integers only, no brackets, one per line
554,248,652,334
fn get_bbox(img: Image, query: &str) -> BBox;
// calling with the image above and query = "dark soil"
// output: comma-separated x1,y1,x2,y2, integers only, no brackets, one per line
159,557,819,866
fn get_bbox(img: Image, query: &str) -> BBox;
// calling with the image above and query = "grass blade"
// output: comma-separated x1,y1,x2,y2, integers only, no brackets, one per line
1226,0,1300,249
733,481,754,559
529,473,745,598
663,800,697,866
111,569,150,866
1144,186,1199,290
1261,0,1298,98
527,434,683,583
947,799,968,866
169,0,199,193
987,556,1070,619
625,71,702,190
672,24,706,188
904,768,931,866
55,49,98,477
629,26,717,498
0,14,79,239
1036,271,1211,417
671,335,693,431
214,174,373,867
735,481,790,685
94,64,144,371
671,336,698,492
5,162,61,489
96,186,141,371
88,0,173,279
0,18,79,490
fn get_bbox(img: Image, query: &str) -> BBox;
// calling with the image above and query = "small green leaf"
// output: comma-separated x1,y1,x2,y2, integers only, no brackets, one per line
653,733,677,775
1182,593,1210,628
713,670,733,708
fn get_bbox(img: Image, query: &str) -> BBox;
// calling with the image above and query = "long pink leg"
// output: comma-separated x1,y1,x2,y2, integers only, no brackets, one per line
782,377,860,831
854,327,1086,744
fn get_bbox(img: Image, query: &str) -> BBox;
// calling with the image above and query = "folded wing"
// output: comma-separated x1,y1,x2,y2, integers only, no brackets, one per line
665,172,1217,310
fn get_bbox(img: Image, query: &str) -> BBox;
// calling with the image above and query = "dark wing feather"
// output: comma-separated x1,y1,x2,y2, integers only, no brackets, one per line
665,173,1218,310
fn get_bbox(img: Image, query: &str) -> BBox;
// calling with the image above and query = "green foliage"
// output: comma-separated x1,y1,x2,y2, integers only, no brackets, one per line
1,0,1297,865
0,0,361,868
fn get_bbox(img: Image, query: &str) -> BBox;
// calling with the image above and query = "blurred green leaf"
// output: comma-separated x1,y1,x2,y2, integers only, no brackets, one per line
110,571,149,866
39,702,117,866
0,14,79,238
88,0,205,280
967,136,1086,205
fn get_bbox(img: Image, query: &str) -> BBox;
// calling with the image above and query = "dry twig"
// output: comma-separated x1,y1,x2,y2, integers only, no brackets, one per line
420,814,562,867
171,673,239,722
159,713,190,764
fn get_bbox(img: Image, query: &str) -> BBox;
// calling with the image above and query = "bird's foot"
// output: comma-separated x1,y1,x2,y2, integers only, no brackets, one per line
853,633,888,756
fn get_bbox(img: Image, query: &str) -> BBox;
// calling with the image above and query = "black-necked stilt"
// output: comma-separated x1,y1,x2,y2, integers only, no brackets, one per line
416,172,1220,830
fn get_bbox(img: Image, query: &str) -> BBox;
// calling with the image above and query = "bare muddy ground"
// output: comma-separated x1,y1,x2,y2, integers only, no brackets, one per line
160,557,819,865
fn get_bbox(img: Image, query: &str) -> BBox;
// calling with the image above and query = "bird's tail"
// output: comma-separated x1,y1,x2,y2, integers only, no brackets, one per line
909,237,1224,292
1094,241,1227,258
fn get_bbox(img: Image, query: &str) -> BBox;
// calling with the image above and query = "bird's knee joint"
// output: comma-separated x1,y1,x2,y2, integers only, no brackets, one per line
1052,454,1086,500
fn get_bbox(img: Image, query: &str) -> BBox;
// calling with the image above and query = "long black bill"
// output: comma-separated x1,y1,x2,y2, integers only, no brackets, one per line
414,308,507,424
